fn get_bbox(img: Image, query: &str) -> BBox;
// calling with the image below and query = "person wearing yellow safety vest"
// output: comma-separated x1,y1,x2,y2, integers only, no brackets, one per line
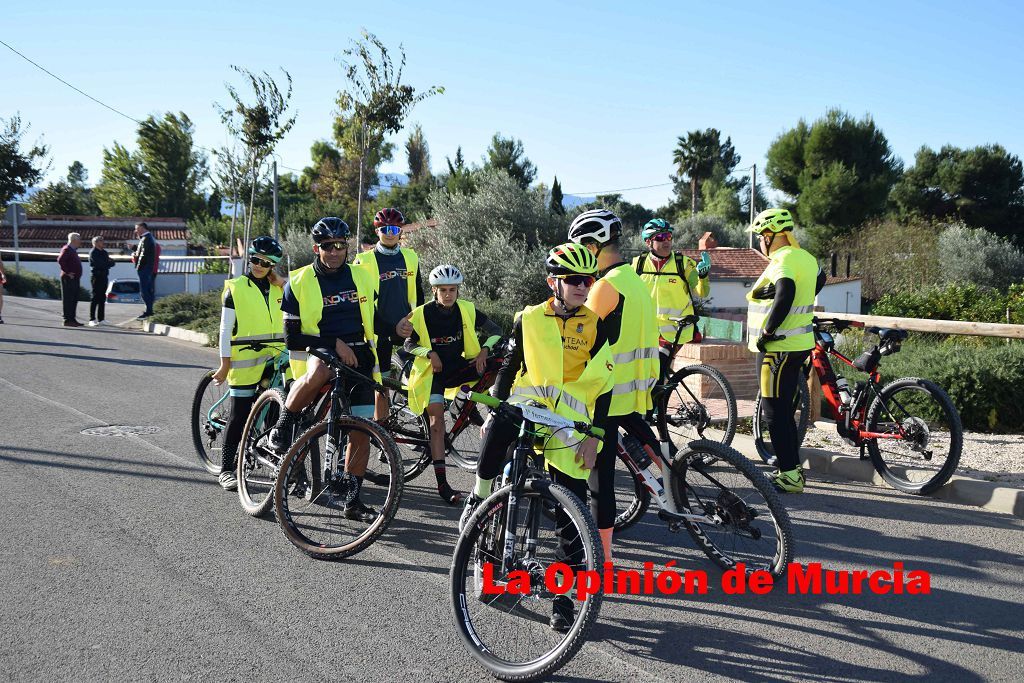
462,242,613,633
632,218,711,379
747,208,826,494
352,207,424,422
568,208,661,566
401,264,502,505
210,236,287,491
267,217,412,522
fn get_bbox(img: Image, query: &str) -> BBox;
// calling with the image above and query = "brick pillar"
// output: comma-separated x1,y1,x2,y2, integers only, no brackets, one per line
672,340,758,401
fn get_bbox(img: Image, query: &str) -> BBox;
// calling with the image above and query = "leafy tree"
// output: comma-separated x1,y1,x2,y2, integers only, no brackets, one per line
891,144,1024,241
826,218,941,301
765,109,902,235
483,133,536,189
405,123,431,184
371,181,433,223
94,112,207,218
550,176,564,215
0,113,49,206
936,223,1024,290
207,188,222,219
570,193,653,235
671,128,738,216
67,161,88,187
442,146,476,195
27,161,99,215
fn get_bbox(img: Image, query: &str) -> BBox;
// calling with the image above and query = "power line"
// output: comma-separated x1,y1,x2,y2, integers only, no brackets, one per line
565,181,675,196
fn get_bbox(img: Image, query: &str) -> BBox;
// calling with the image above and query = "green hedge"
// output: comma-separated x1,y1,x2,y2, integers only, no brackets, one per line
871,283,1024,324
3,269,90,301
151,291,221,347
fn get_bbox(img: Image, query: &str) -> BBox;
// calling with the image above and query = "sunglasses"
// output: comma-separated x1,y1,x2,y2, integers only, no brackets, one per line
318,241,348,252
651,232,672,242
249,256,275,268
553,274,596,288
377,225,401,236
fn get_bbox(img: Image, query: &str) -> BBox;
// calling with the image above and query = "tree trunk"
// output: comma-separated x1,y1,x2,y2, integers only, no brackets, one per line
243,150,260,273
355,123,367,248
227,192,238,276
691,178,698,217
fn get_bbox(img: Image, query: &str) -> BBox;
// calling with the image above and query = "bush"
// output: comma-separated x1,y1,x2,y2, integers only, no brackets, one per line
3,269,90,301
936,224,1024,290
151,290,221,346
871,283,1022,324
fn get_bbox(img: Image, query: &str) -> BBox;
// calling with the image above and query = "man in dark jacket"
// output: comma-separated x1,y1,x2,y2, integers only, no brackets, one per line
133,222,156,318
58,232,84,327
88,235,115,326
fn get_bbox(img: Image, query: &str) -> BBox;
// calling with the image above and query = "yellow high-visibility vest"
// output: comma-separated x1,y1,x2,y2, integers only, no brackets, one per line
223,276,285,386
406,299,480,415
632,252,709,343
601,265,660,416
353,247,419,310
746,245,818,353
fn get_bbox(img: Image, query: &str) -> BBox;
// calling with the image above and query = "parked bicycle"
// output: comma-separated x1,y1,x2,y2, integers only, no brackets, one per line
450,390,604,682
753,317,963,495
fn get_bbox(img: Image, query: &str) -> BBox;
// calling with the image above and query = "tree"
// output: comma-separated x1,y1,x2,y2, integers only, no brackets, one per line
67,161,88,187
27,161,99,215
671,128,738,216
406,123,431,184
936,223,1024,290
94,112,207,218
570,193,653,235
550,176,564,215
442,147,476,195
482,133,536,190
765,109,902,235
216,65,296,252
338,29,443,243
207,188,223,219
211,143,254,257
0,114,49,206
891,144,1024,242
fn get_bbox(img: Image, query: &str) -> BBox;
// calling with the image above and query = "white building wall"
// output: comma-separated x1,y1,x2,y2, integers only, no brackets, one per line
702,278,862,314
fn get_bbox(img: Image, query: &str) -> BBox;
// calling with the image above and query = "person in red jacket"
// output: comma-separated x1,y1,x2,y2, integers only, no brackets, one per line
58,232,84,327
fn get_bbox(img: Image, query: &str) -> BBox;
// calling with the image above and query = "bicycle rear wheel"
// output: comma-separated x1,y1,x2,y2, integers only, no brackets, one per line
237,388,287,517
190,371,229,475
451,480,602,682
866,377,963,495
274,416,403,560
752,381,810,466
669,440,794,578
657,364,737,446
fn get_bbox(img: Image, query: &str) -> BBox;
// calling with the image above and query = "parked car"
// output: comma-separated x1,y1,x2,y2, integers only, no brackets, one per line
106,278,141,304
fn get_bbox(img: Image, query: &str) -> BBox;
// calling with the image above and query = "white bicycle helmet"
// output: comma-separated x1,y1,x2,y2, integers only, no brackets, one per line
568,208,622,245
429,264,464,286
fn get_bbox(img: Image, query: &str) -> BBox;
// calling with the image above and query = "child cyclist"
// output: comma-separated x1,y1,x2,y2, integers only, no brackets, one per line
211,236,287,491
402,264,502,505
462,243,614,632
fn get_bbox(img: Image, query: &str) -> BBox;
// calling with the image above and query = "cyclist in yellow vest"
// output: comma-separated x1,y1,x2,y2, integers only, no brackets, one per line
747,208,826,494
632,218,711,379
403,264,502,505
352,207,424,421
462,243,613,632
569,208,661,565
211,236,286,491
267,217,411,521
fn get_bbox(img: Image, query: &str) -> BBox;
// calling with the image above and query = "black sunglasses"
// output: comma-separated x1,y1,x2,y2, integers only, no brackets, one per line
553,274,596,287
319,241,348,252
249,256,274,268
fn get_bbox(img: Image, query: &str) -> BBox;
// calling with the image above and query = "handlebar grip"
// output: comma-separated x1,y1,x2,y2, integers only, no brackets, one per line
585,425,605,439
460,386,499,408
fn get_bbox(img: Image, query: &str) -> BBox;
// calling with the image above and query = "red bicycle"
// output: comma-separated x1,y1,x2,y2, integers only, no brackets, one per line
754,317,963,495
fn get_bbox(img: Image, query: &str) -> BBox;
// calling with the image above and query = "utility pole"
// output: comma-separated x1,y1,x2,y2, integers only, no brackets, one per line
12,202,21,273
272,160,279,242
749,163,757,249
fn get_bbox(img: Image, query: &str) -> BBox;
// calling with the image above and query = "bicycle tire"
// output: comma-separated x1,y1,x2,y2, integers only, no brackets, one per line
237,388,287,517
669,440,794,578
865,377,963,495
450,480,603,682
612,438,652,533
190,371,229,475
752,381,810,466
657,364,737,446
274,416,403,560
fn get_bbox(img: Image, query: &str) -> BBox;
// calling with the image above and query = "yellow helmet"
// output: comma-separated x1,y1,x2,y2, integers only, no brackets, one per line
749,208,795,234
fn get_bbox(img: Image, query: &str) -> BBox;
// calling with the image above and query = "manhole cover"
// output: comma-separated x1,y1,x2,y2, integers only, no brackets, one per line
81,425,162,437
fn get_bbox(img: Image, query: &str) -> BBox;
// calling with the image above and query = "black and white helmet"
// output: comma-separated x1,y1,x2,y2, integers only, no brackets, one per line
568,208,622,246
429,264,464,286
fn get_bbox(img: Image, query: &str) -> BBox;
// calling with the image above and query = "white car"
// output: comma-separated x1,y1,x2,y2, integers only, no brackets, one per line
106,278,142,304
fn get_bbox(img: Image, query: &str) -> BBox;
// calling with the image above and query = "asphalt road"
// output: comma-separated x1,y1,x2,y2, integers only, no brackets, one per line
1,295,1022,682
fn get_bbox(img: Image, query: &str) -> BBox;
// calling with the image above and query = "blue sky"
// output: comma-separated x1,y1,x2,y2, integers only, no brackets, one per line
4,0,1023,210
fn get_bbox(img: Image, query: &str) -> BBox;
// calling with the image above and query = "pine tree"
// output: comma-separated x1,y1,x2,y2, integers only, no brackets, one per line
550,176,564,215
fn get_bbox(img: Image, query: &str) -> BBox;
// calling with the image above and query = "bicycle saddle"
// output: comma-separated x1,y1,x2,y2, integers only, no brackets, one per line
866,326,908,342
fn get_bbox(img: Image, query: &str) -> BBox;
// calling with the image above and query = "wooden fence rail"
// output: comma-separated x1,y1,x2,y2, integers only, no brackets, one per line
819,311,1024,340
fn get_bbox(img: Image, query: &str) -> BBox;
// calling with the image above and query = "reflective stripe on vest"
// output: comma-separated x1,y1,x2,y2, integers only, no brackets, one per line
745,246,818,353
601,265,660,416
224,276,285,387
233,332,285,343
353,247,419,309
632,253,699,345
406,299,480,415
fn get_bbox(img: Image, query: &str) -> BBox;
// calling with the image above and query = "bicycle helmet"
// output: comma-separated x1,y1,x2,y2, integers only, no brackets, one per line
373,207,405,228
429,264,464,286
641,218,673,240
568,208,622,246
311,217,350,243
249,236,283,263
545,243,598,276
749,208,795,234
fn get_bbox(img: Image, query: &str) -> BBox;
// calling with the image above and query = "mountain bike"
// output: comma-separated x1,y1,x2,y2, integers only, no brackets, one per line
189,340,288,476
450,390,604,682
651,315,737,447
753,318,963,495
272,347,403,560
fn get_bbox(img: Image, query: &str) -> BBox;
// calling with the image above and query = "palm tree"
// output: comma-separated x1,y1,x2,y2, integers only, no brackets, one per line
672,129,736,216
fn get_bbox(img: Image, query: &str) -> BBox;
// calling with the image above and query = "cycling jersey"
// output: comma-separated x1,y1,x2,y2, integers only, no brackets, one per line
632,251,709,343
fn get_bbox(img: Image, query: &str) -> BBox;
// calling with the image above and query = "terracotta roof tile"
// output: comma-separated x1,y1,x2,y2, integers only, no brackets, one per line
679,247,770,279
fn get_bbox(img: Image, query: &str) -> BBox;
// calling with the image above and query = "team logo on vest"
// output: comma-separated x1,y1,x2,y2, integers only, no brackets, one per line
323,290,360,306
576,323,584,334
380,268,411,282
668,278,678,284
430,333,462,345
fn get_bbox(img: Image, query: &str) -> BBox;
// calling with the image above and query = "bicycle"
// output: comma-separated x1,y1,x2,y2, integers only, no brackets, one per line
450,390,605,682
189,340,288,476
753,317,963,495
272,347,403,559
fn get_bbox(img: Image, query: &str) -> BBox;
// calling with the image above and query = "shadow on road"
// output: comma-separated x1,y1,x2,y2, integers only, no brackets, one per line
0,349,208,370
0,338,117,351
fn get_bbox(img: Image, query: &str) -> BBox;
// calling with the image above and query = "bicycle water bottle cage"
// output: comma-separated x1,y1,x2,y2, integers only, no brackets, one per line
853,346,881,373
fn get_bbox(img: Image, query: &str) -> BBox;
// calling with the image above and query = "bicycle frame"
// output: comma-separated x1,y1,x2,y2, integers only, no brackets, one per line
206,348,290,427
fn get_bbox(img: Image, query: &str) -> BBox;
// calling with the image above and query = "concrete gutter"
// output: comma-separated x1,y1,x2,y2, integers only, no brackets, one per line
141,320,211,346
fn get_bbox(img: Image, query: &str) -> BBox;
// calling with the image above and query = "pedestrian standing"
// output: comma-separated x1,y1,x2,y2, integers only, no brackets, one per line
133,222,156,318
0,257,7,324
58,232,84,327
88,235,114,326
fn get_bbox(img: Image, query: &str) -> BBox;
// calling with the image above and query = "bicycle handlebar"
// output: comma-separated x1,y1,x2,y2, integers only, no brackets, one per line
458,386,605,439
306,346,388,393
669,314,700,328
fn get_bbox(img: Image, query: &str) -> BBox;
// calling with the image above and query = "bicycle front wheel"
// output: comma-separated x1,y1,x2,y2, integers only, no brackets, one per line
670,440,794,578
237,388,287,517
450,480,602,682
866,377,963,495
190,371,229,475
274,416,403,560
657,364,737,446
752,381,810,466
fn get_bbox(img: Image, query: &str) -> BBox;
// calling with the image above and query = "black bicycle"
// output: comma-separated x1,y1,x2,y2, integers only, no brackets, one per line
450,391,604,682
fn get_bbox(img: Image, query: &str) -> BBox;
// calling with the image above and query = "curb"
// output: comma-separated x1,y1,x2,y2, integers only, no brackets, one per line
725,430,1024,519
142,321,211,346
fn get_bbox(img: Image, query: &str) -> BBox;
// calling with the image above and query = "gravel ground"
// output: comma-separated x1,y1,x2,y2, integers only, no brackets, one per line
803,425,1024,487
